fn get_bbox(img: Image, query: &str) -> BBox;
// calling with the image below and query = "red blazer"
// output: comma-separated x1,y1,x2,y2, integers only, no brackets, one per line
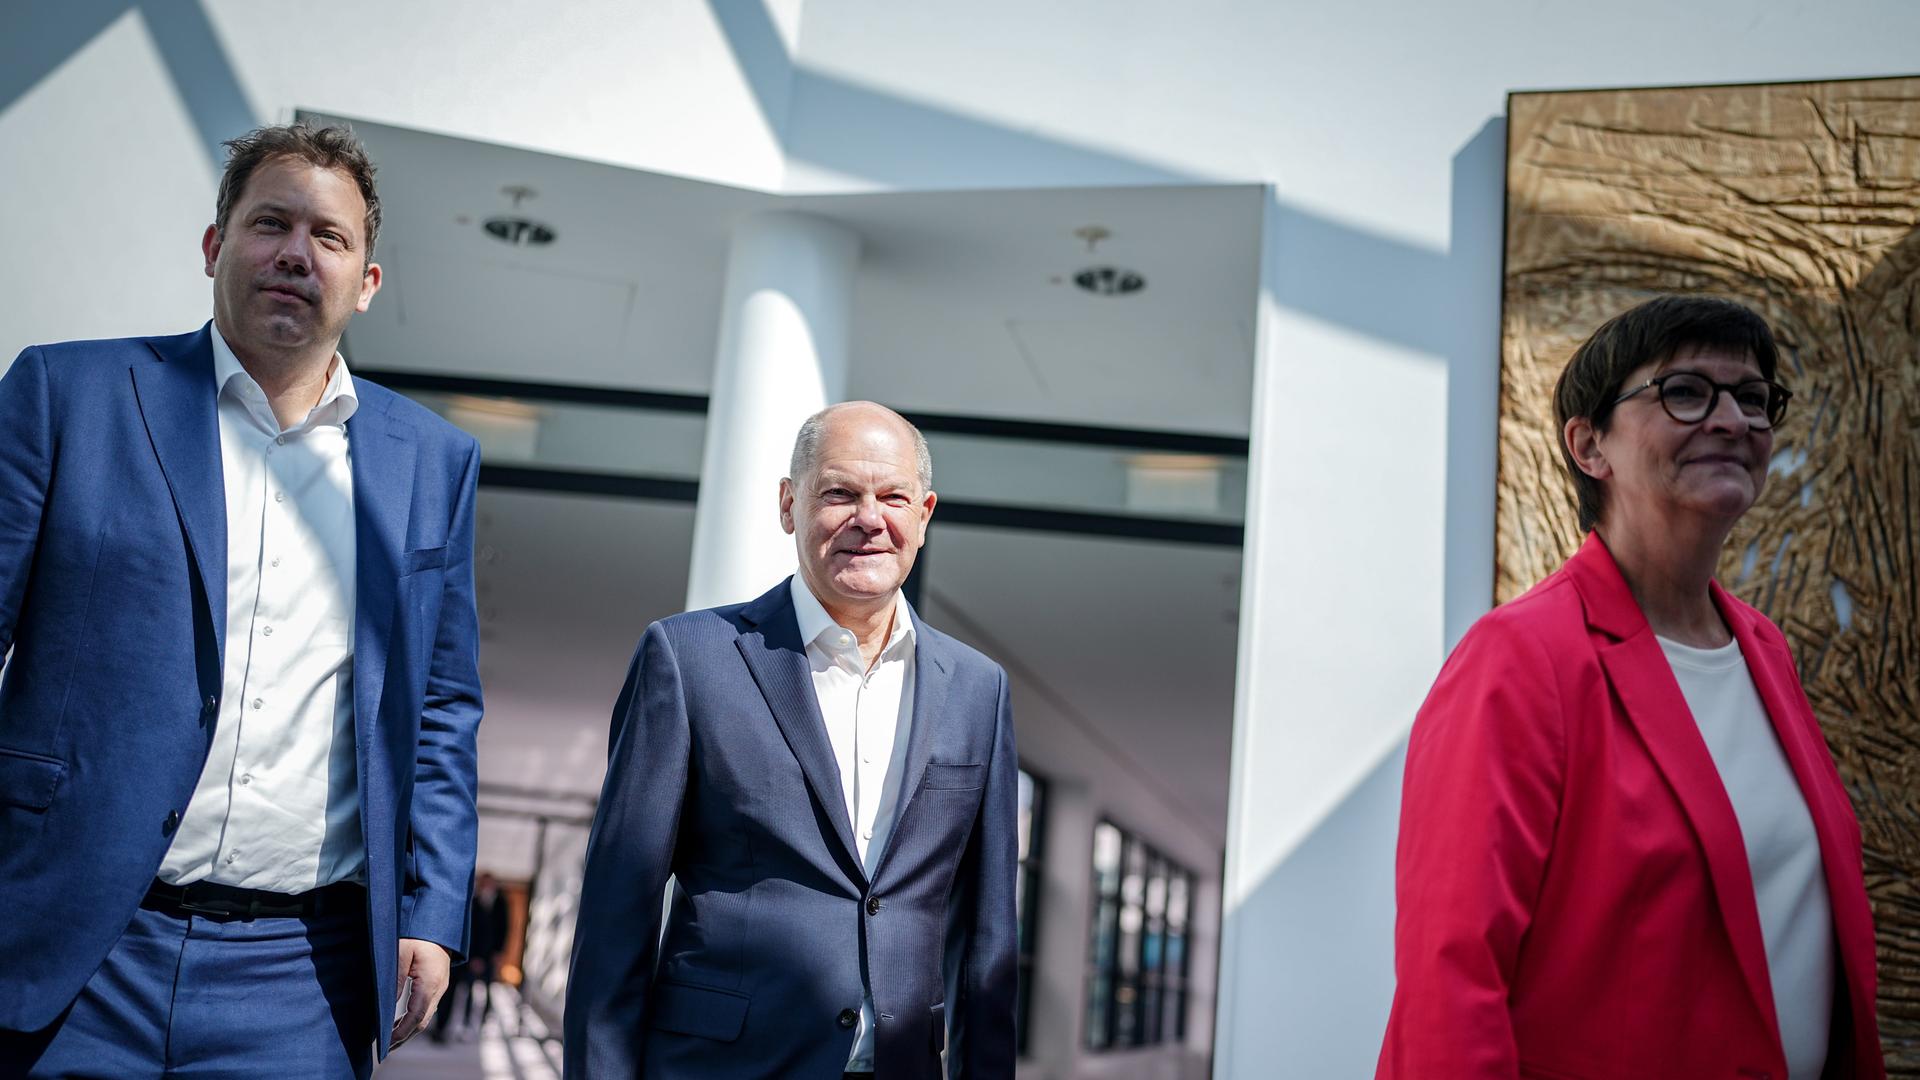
1378,533,1882,1080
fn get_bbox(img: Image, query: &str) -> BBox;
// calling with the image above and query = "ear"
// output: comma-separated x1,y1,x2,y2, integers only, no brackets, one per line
356,261,383,313
917,489,937,542
778,477,797,535
1563,415,1611,482
202,224,221,279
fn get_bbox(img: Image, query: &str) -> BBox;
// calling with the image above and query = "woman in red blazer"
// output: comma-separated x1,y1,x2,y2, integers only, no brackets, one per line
1378,296,1884,1080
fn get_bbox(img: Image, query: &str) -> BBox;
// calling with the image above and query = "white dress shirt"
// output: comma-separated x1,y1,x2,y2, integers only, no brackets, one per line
1661,635,1834,1080
157,328,364,894
789,576,917,1073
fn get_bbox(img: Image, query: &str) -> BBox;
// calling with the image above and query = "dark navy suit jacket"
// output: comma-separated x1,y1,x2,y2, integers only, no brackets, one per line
0,325,484,1054
564,580,1018,1079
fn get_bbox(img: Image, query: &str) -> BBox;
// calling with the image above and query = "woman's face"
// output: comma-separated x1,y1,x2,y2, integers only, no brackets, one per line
1586,344,1774,531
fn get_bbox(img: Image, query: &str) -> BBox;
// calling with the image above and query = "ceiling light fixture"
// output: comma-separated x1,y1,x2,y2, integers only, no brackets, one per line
1074,266,1146,296
482,184,557,247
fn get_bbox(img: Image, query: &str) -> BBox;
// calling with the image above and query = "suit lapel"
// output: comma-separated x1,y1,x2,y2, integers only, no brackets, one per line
736,583,864,878
869,609,952,885
132,326,227,655
347,386,415,749
1721,590,1880,1054
1572,534,1780,1043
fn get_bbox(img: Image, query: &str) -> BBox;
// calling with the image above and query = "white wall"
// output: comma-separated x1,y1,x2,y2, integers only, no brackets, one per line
7,2,1920,1075
0,0,797,358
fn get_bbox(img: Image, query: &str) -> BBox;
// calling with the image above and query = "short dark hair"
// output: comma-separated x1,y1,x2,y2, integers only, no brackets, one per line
1552,294,1780,532
214,121,381,263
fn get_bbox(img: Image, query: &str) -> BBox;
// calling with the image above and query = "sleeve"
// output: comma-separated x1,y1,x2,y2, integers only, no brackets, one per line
0,349,53,657
399,440,486,956
1375,614,1567,1080
945,666,1019,1079
562,621,692,1080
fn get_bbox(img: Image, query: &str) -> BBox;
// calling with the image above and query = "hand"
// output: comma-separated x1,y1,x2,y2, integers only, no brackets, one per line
390,937,452,1048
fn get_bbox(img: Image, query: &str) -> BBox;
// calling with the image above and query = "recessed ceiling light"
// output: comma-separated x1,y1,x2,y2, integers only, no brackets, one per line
483,216,556,246
1074,265,1145,296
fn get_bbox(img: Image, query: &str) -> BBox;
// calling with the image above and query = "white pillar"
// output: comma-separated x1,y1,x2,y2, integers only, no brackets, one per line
686,211,860,611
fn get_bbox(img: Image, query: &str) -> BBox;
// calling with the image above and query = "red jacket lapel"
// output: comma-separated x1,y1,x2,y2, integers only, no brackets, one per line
1567,534,1781,1046
1717,586,1880,1071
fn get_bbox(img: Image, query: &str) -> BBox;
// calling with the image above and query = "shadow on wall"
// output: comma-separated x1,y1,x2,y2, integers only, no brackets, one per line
1226,739,1407,1076
1,0,256,166
1217,120,1506,1076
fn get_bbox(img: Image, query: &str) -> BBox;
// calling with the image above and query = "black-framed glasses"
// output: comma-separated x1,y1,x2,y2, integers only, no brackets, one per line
1612,371,1792,429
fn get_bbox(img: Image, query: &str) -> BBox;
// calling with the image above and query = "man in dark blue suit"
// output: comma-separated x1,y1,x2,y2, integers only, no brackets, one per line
0,122,482,1077
565,402,1018,1079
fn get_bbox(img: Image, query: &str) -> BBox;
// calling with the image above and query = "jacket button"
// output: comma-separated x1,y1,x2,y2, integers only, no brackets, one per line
200,696,217,723
162,811,180,835
866,896,882,916
837,1007,858,1029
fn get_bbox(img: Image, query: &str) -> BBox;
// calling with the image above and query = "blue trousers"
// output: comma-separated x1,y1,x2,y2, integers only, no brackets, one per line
0,900,374,1079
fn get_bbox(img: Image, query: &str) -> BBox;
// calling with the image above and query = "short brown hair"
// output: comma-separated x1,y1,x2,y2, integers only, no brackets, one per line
214,121,381,263
1552,294,1780,532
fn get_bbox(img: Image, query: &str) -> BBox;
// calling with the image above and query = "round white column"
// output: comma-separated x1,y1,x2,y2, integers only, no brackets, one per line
685,211,860,611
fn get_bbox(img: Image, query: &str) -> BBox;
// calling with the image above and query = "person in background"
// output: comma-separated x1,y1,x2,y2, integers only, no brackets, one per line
565,402,1019,1080
0,121,484,1078
1377,295,1884,1079
434,871,511,1041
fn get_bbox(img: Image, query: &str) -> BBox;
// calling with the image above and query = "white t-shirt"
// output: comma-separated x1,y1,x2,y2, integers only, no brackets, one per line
1660,634,1833,1080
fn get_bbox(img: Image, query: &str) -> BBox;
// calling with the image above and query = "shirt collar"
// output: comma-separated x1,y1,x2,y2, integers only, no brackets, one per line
210,324,359,428
789,574,916,657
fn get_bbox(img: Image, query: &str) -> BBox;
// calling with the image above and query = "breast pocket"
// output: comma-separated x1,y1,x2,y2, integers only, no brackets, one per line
921,763,983,790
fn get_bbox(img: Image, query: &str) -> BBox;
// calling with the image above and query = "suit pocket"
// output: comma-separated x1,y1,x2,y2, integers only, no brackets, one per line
922,763,983,790
648,981,750,1041
404,545,448,574
0,746,67,811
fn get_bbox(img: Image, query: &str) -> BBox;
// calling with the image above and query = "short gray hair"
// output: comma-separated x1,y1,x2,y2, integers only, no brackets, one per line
789,403,933,492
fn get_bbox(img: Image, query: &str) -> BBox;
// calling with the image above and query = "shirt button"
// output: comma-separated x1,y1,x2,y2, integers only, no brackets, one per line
275,435,286,445
274,491,285,503
225,851,240,864
251,698,263,711
162,811,180,835
270,558,281,568
866,896,882,916
239,773,253,786
261,626,273,637
836,1008,858,1029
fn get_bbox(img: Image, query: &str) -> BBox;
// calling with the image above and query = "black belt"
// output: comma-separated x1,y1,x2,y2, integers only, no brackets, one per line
142,878,364,921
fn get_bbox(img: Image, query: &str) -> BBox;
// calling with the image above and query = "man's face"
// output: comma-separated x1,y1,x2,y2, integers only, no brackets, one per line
780,409,936,614
203,156,380,359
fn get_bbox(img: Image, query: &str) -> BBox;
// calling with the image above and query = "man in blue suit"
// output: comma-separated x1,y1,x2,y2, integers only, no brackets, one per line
565,402,1018,1079
0,122,482,1078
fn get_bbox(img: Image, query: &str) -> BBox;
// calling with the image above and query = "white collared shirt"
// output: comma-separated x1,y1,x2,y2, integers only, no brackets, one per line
789,575,917,1072
157,327,364,893
1660,634,1834,1080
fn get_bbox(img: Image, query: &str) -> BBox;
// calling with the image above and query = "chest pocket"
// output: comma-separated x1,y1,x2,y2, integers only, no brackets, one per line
921,763,983,790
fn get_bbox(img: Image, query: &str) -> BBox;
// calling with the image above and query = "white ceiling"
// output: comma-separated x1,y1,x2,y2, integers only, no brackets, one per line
317,112,1262,436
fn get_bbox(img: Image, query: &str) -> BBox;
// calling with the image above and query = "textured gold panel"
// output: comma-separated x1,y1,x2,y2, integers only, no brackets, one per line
1499,77,1920,1068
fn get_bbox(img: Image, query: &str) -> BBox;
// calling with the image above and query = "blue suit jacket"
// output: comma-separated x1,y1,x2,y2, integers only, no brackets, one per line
0,325,484,1053
564,580,1018,1080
